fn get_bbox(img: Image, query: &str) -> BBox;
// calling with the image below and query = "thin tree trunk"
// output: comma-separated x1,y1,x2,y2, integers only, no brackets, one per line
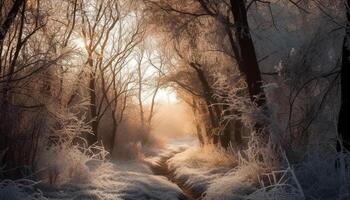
148,76,160,125
192,99,204,145
190,63,222,144
87,56,98,146
110,68,119,153
137,57,145,126
110,109,118,152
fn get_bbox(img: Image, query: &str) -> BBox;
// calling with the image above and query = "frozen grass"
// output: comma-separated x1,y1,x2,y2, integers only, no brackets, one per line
164,135,296,200
29,137,183,200
168,144,236,169
203,164,259,200
40,161,182,200
167,144,238,195
167,143,300,200
3,135,348,200
168,140,350,200
245,148,350,200
246,168,304,200
0,179,46,200
165,133,278,199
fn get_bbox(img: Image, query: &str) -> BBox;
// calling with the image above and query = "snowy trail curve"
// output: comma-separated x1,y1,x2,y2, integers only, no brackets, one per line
148,150,201,200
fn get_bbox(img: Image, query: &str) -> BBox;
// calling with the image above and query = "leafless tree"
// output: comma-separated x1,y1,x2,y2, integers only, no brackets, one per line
143,0,269,148
0,0,73,178
78,0,144,146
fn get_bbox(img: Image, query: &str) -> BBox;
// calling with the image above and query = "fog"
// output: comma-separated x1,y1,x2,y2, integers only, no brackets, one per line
150,102,196,140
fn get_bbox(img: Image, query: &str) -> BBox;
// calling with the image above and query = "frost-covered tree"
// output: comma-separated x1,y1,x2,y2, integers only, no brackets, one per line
76,0,144,146
0,0,75,178
144,0,267,148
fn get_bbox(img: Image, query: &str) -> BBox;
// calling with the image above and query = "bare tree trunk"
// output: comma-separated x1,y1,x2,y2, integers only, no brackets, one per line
192,98,205,145
0,0,25,43
195,0,266,146
110,71,119,153
229,0,268,140
229,0,266,107
190,63,225,145
110,109,118,151
338,0,350,151
0,1,26,156
148,74,160,125
87,56,98,146
137,56,145,126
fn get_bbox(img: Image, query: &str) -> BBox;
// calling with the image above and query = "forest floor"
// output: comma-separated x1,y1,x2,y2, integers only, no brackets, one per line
35,137,200,200
0,138,342,200
1,136,260,200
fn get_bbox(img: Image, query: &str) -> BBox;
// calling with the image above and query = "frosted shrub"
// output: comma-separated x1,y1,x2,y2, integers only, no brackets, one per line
38,143,90,184
47,100,92,144
212,72,253,128
37,101,109,184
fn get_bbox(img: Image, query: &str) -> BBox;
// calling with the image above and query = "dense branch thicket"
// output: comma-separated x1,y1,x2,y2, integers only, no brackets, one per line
143,0,344,154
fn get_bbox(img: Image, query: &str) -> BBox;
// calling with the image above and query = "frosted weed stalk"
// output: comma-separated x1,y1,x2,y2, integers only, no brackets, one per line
246,151,305,200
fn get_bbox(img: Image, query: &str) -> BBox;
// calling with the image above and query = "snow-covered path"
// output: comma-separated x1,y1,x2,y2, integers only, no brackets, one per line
144,136,199,200
147,149,200,200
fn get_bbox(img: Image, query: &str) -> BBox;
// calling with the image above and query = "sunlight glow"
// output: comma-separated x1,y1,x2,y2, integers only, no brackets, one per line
72,38,86,50
154,88,178,104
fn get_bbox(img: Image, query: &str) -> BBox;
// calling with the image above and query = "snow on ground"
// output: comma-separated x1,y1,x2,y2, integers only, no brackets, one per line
0,137,198,200
38,160,182,200
0,151,185,200
144,136,197,167
0,136,305,200
1,136,345,200
167,145,236,196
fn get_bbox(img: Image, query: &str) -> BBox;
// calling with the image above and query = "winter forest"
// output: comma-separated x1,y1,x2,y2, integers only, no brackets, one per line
0,0,349,199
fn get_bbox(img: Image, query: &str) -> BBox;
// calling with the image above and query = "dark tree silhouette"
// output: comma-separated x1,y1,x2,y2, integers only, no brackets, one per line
338,0,350,151
0,0,25,43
